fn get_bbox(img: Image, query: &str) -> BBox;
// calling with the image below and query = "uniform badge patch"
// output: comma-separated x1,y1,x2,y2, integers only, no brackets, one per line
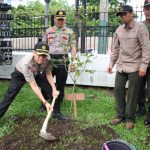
42,45,46,50
59,11,63,15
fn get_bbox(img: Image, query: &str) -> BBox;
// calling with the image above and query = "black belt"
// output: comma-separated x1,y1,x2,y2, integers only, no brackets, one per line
50,54,69,65
50,54,68,59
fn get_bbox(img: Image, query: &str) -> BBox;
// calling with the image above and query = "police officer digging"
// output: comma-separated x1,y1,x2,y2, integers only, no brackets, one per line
40,10,76,120
0,42,59,118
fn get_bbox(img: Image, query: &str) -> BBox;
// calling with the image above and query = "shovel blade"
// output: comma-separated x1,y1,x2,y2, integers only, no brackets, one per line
39,131,57,141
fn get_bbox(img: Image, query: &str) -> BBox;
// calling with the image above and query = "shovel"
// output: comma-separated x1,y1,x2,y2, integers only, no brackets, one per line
39,97,57,140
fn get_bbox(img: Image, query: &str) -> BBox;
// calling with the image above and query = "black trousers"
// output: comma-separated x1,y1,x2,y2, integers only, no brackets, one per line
137,76,146,108
51,54,69,103
138,67,150,109
39,54,69,112
0,69,51,118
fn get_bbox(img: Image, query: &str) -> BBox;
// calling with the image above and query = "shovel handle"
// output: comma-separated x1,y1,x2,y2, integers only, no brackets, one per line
46,97,56,120
40,97,56,133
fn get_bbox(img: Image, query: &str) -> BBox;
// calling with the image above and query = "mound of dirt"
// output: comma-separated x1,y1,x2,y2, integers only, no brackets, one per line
0,116,118,150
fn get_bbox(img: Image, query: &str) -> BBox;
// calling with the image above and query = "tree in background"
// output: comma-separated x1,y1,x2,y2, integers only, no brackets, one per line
11,0,132,37
12,0,70,28
12,0,131,27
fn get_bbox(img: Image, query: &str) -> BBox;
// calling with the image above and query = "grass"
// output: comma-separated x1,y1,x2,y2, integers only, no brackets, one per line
0,80,149,150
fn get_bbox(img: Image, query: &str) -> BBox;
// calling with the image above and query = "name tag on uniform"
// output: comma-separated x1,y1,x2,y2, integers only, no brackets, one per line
61,33,68,42
48,34,55,44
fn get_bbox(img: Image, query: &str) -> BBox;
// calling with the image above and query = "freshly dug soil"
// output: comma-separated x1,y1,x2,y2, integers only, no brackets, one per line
0,115,118,150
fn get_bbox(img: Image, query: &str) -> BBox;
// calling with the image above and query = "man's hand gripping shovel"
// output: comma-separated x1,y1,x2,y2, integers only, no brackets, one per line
39,92,59,141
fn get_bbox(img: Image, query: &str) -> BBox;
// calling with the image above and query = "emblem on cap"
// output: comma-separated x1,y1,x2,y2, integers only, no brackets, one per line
120,8,123,11
42,45,46,50
59,11,63,15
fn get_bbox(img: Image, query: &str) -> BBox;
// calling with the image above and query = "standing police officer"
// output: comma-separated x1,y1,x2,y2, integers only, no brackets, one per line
137,0,150,125
0,42,59,118
136,0,150,117
40,10,76,120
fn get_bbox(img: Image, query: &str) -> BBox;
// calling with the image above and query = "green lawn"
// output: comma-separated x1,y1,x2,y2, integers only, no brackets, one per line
0,80,149,150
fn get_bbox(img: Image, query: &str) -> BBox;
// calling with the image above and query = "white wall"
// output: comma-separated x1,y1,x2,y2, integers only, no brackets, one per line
0,52,116,87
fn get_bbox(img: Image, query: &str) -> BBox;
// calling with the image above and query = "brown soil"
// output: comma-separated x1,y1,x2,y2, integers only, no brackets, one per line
0,115,118,150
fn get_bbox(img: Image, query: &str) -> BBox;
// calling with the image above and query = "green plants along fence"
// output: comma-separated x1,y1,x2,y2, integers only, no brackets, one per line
8,10,144,53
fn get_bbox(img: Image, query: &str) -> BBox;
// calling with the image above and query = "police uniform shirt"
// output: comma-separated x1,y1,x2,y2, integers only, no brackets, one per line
144,21,150,36
143,20,150,67
110,20,150,73
42,26,76,54
16,53,50,82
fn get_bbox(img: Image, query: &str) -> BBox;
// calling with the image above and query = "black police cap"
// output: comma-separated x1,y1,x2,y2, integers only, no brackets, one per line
144,0,150,7
55,10,66,19
34,42,49,56
116,5,133,16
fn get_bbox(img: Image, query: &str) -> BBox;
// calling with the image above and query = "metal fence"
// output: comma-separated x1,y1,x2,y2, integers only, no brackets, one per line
10,10,144,54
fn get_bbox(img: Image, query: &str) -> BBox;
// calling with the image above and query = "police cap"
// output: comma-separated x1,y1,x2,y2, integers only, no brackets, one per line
34,42,49,56
55,10,66,20
116,5,133,16
144,0,150,7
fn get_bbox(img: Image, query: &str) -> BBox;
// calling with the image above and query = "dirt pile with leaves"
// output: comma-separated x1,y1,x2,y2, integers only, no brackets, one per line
0,115,119,150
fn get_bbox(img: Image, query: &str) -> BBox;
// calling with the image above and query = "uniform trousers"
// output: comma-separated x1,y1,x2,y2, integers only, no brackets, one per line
114,71,141,122
39,54,69,113
138,67,150,109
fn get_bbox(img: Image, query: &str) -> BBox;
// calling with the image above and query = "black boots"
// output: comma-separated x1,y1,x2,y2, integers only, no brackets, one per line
52,100,70,120
144,119,150,126
136,105,146,117
52,112,70,120
144,107,150,126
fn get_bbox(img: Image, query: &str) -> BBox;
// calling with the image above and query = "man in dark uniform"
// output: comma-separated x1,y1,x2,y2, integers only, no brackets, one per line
0,41,59,118
39,10,76,120
136,0,150,117
137,0,150,125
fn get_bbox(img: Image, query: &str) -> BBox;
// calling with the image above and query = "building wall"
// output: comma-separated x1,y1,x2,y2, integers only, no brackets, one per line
0,52,116,87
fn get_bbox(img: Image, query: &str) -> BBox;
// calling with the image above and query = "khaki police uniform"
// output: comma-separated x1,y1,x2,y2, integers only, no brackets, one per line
43,26,76,54
0,48,51,118
110,19,150,122
137,20,150,115
41,10,76,115
138,20,150,124
136,0,150,125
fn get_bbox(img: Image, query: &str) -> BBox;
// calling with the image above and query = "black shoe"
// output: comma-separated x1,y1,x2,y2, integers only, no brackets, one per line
136,107,146,117
144,119,150,126
52,112,70,120
39,105,46,112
